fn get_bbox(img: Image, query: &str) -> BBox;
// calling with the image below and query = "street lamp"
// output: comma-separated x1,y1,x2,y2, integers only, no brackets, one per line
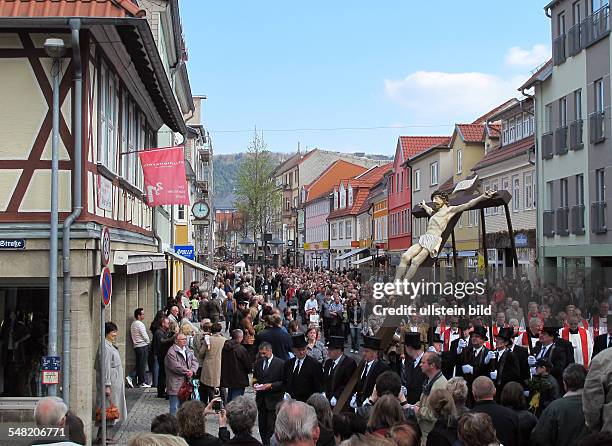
269,237,284,268
44,37,66,398
239,236,255,271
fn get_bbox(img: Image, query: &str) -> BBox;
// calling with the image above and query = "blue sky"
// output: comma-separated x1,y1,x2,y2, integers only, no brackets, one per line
181,1,551,156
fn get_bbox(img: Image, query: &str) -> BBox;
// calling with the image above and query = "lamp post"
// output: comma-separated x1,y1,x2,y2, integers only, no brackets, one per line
45,37,66,398
239,237,255,272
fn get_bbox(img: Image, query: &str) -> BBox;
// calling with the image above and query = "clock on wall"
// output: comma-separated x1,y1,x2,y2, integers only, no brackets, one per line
192,201,210,219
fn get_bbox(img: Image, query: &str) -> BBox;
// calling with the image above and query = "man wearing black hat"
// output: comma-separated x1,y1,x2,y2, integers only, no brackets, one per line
442,319,469,379
353,335,389,407
322,336,357,408
529,325,573,386
508,329,531,387
485,327,521,396
457,325,491,404
400,332,426,404
283,333,324,402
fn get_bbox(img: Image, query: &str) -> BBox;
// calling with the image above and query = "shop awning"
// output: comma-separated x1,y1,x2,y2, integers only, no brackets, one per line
335,247,369,262
113,251,167,275
351,256,373,266
166,250,217,275
456,250,477,258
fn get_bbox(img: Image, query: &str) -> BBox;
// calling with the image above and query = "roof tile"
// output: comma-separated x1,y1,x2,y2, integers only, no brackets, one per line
304,160,368,203
0,0,145,18
457,124,487,143
399,136,450,160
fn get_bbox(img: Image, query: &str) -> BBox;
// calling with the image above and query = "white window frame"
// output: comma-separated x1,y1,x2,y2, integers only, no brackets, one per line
596,169,606,202
509,118,515,143
430,162,439,186
512,174,520,212
339,221,344,239
516,114,523,140
346,220,352,238
595,79,605,113
560,97,568,127
348,185,353,207
523,114,530,136
331,223,337,240
524,172,534,210
502,120,509,145
99,60,119,173
456,149,462,174
414,169,421,191
576,174,584,206
574,89,582,121
561,178,569,207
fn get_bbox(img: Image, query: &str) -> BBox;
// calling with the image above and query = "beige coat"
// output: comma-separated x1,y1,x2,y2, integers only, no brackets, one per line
417,372,448,441
583,346,612,432
94,339,127,423
199,333,226,388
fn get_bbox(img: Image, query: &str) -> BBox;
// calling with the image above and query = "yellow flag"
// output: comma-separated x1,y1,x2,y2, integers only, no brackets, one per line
477,252,485,273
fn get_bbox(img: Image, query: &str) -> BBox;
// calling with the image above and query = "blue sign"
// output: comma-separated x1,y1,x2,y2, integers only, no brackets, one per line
514,233,528,247
100,267,112,306
0,238,25,249
174,245,195,260
41,356,61,371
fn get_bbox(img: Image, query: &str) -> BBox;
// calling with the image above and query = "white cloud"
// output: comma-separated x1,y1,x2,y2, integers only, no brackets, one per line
384,71,527,125
504,44,550,69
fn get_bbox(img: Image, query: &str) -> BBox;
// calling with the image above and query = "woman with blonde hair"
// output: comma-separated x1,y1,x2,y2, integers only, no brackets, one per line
425,389,458,446
128,433,188,446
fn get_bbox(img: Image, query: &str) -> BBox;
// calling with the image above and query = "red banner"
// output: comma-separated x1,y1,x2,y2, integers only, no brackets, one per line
139,146,190,207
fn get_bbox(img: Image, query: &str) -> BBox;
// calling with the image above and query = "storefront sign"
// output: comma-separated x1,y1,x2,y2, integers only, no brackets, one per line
174,245,195,260
97,175,113,211
303,243,310,250
514,233,528,247
0,238,25,249
139,146,190,206
41,356,61,385
351,241,360,248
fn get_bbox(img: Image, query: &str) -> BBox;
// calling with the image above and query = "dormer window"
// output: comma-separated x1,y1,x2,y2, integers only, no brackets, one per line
348,185,353,207
334,189,339,209
339,183,346,209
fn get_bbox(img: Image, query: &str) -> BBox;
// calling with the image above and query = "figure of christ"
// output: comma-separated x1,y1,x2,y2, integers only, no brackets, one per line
395,189,496,282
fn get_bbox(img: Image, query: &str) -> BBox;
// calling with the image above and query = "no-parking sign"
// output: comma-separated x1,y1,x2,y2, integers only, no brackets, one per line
100,267,112,306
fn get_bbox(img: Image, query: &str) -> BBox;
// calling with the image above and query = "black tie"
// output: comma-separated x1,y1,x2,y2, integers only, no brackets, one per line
329,361,336,376
361,363,370,380
263,359,268,371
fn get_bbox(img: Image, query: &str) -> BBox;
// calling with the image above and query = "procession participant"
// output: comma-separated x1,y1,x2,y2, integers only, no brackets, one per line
322,336,357,408
592,314,612,358
457,325,490,405
440,317,462,353
529,325,573,387
400,332,426,405
561,315,593,368
589,301,609,338
253,342,284,445
489,312,508,341
508,329,531,386
485,327,521,397
519,317,542,356
353,335,389,407
282,333,324,402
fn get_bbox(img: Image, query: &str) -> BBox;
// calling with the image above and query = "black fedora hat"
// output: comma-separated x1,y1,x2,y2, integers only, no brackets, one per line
495,327,514,343
326,336,345,350
362,335,382,351
404,332,422,349
292,333,308,348
541,326,561,337
470,326,488,341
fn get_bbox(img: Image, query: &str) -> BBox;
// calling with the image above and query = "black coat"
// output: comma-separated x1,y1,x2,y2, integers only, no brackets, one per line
322,354,357,401
354,360,390,406
457,345,490,388
426,416,458,446
472,400,520,446
254,327,293,361
283,355,324,402
488,349,521,395
509,344,530,386
592,333,611,358
401,355,427,404
224,434,263,446
532,340,573,386
184,427,229,446
220,339,252,389
253,356,285,410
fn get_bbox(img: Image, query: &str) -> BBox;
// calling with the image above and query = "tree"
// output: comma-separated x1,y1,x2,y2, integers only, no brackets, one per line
234,131,281,244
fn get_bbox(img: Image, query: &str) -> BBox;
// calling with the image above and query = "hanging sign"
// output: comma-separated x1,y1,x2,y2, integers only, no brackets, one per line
139,146,190,206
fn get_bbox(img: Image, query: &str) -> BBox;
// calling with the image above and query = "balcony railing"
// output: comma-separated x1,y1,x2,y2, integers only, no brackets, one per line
542,132,554,159
568,23,583,56
569,119,584,150
553,34,567,65
589,111,606,144
571,204,585,235
543,210,555,237
554,126,568,155
592,201,608,233
583,5,610,48
556,207,570,236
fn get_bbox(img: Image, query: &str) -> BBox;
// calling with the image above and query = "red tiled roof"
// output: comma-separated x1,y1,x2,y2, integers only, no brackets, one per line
399,136,450,160
328,164,390,219
304,160,368,203
487,123,501,137
470,99,518,124
472,136,535,171
0,0,145,18
456,124,486,143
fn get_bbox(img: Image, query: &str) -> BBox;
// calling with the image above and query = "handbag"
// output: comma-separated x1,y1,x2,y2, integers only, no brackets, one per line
95,396,120,423
178,378,194,402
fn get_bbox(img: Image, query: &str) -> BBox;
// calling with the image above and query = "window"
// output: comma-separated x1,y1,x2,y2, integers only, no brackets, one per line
576,174,584,205
561,178,569,207
524,172,534,210
545,104,553,132
430,162,439,185
596,169,606,202
414,169,421,191
483,181,491,216
595,79,605,112
348,186,353,207
502,120,509,145
456,150,462,174
396,173,400,193
99,60,119,172
560,97,568,127
338,221,344,239
399,171,403,191
573,1,582,25
546,181,554,210
523,114,530,136
293,197,298,208
558,12,566,36
574,89,582,121
285,198,290,211
331,223,337,240
513,175,520,212
509,118,516,142
346,221,352,238
403,209,410,234
339,185,346,208
516,114,523,140
178,205,185,220
492,181,500,214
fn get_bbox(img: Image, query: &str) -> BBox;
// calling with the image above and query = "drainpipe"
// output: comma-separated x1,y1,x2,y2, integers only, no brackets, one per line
152,209,163,310
62,19,82,406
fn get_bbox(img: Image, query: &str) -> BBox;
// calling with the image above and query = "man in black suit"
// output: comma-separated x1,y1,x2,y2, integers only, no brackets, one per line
472,376,520,446
530,325,573,386
253,341,285,445
486,327,521,397
353,335,389,407
283,333,324,402
592,315,612,358
400,332,426,404
322,336,356,408
442,320,469,379
457,325,490,405
509,331,530,386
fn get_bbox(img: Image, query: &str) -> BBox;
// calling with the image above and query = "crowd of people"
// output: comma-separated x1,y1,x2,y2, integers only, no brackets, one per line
28,264,612,445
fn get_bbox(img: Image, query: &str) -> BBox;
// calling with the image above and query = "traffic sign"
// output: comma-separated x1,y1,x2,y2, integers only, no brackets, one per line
100,267,112,306
101,227,111,266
